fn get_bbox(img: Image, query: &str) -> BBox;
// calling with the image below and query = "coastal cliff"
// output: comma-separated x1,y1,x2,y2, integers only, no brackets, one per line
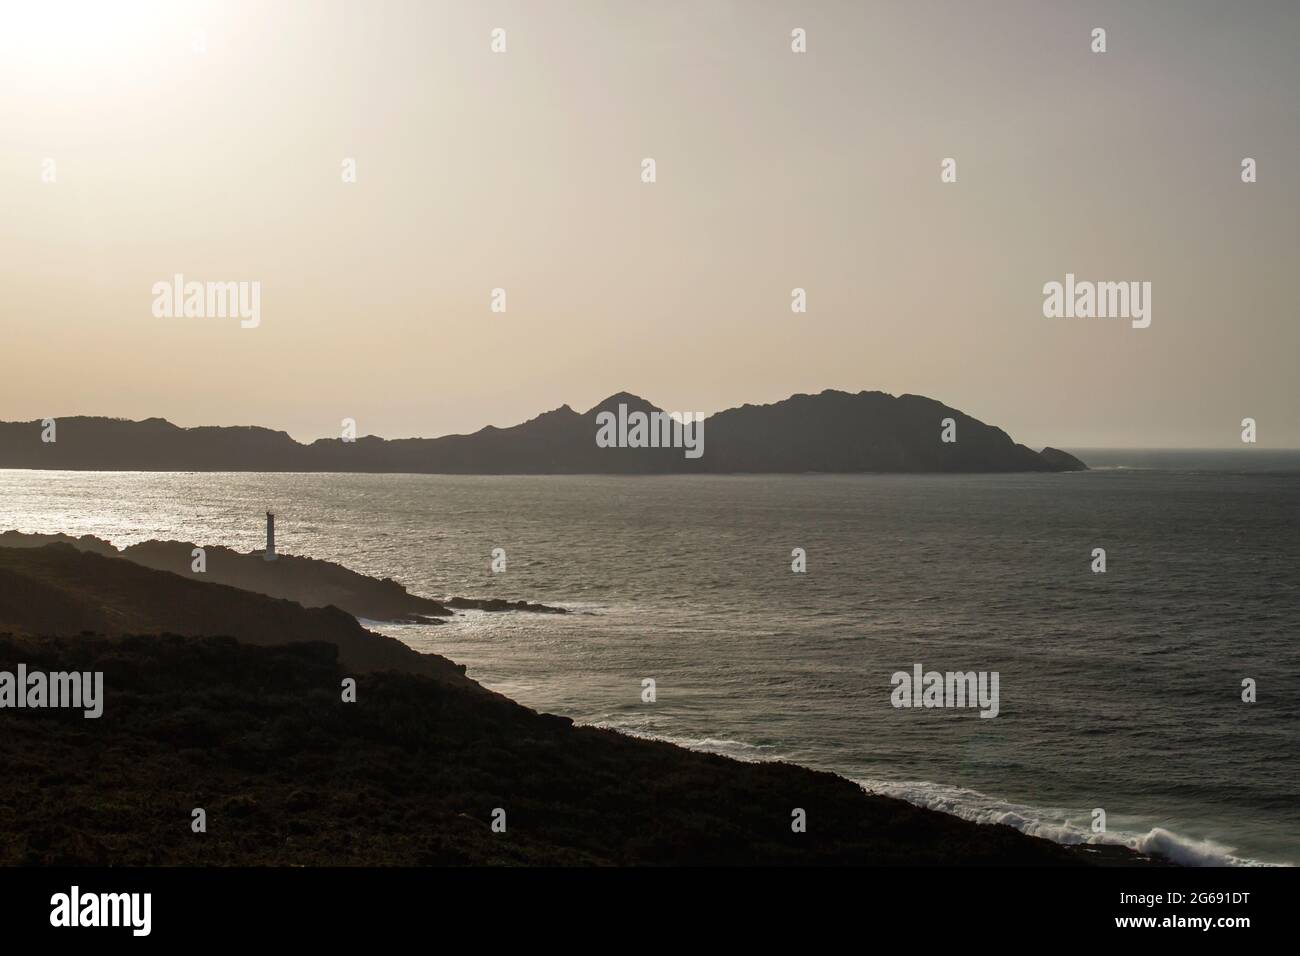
0,544,474,686
0,531,564,623
0,541,1154,866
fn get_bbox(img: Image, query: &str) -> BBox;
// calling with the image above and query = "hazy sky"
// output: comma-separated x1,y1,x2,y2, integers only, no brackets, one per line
2,0,1297,447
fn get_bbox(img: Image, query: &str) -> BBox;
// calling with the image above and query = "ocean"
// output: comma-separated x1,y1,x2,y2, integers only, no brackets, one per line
2,461,1296,865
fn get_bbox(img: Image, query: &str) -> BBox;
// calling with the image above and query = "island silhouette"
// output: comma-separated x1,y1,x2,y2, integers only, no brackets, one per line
0,389,1086,473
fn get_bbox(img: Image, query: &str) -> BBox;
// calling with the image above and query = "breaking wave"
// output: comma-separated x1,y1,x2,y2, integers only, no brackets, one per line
588,716,1286,866
856,777,1283,867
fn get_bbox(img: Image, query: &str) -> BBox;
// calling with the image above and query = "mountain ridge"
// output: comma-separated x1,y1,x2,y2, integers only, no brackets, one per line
0,389,1086,473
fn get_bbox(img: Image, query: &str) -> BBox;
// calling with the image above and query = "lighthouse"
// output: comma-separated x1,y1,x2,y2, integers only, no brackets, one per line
264,511,277,561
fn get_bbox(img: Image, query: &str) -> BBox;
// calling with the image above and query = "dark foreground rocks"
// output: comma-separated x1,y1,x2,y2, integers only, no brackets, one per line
0,532,566,623
0,544,475,687
0,632,1159,867
0,540,1158,867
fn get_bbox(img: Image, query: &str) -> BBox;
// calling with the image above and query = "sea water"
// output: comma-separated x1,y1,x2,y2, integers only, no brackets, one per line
2,463,1296,865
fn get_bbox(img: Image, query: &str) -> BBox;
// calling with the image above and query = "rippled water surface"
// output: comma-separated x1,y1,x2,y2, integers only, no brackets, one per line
3,468,1296,864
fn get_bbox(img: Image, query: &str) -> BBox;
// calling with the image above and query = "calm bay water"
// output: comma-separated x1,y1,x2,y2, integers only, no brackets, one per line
2,468,1296,865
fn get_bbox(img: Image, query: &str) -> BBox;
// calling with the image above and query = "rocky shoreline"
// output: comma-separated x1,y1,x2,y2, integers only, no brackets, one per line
0,539,1162,866
0,531,566,623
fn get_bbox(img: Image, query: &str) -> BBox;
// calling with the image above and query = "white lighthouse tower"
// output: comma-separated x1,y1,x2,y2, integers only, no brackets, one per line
264,511,277,561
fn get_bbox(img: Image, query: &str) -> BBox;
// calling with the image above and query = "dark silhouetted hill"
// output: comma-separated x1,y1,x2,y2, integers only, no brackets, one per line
0,532,566,622
0,544,475,687
0,390,1087,473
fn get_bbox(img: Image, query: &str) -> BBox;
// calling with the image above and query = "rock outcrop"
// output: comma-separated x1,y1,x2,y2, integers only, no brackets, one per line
0,531,565,623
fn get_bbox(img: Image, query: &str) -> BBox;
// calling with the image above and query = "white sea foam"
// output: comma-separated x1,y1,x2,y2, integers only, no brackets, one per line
591,713,1288,866
856,777,1283,867
588,719,777,760
591,718,1283,865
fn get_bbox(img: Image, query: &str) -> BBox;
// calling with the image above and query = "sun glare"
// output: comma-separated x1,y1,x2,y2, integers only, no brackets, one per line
0,0,200,72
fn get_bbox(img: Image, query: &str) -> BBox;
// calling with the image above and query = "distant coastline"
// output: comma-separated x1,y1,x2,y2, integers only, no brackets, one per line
1064,449,1300,474
0,389,1086,474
